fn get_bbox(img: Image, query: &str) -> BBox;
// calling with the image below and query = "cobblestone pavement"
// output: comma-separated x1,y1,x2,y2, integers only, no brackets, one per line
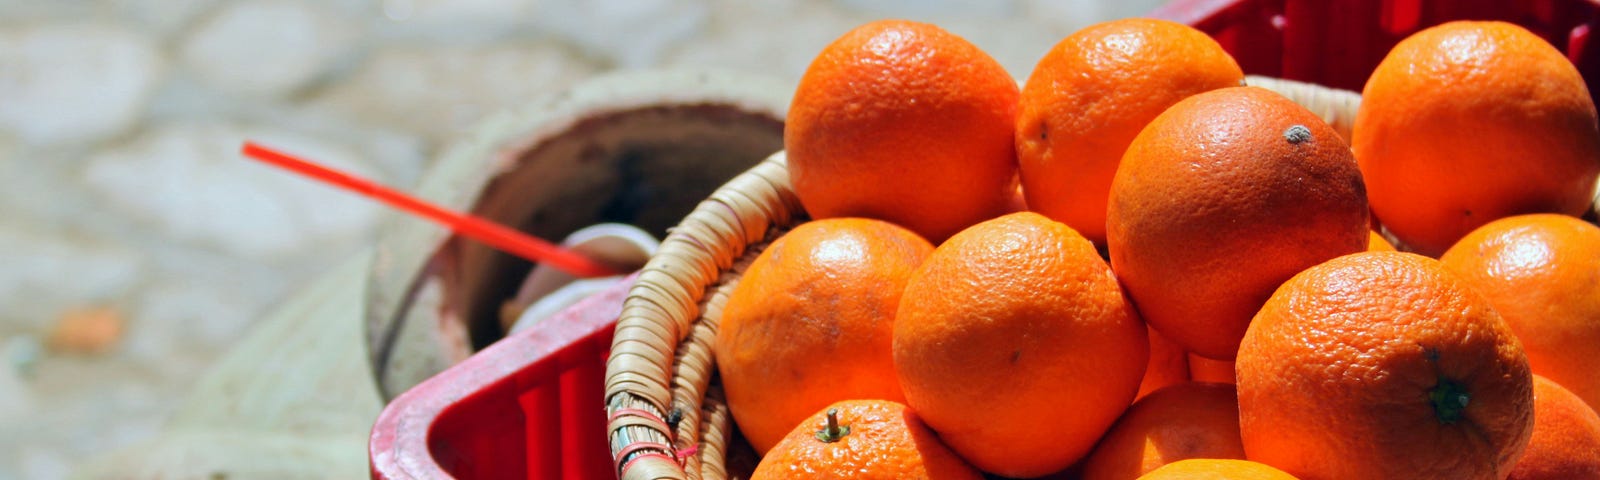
0,1,1161,477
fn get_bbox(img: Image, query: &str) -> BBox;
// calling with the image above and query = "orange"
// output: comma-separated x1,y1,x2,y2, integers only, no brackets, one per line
1367,231,1396,251
1080,382,1246,480
714,218,933,454
1353,21,1600,256
1138,459,1298,480
751,399,983,479
1005,181,1028,214
1136,327,1190,400
1106,86,1369,360
1016,18,1242,245
1187,354,1235,384
894,212,1147,477
1441,214,1600,412
1237,251,1534,479
1508,375,1600,480
786,19,1019,243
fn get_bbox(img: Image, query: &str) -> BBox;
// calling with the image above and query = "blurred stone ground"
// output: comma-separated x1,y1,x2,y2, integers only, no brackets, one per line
0,0,1162,477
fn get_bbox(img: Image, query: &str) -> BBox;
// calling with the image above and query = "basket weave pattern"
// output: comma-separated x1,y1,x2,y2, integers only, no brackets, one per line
600,77,1593,479
604,156,802,479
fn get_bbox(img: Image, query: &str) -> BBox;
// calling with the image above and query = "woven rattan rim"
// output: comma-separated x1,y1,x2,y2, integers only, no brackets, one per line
600,76,1593,480
604,154,802,480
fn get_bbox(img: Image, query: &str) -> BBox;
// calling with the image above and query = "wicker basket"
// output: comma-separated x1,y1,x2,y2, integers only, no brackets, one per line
599,77,1588,480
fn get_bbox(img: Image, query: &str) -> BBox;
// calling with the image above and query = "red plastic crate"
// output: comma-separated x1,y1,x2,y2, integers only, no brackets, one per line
1153,0,1600,103
370,2,1600,478
370,275,631,480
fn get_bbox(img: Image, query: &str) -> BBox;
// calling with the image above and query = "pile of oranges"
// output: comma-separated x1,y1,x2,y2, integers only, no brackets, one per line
713,17,1600,480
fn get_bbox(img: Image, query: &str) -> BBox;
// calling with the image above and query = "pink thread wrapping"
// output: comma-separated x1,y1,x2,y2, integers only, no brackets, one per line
619,452,678,478
617,441,673,463
612,407,695,474
616,440,672,474
610,407,668,424
674,443,699,462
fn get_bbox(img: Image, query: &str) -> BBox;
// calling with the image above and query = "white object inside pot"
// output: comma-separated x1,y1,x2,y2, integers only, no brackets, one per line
503,223,658,334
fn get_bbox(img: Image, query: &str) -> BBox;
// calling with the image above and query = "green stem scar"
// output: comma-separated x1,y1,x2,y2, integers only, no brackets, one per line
1429,377,1471,425
815,408,851,443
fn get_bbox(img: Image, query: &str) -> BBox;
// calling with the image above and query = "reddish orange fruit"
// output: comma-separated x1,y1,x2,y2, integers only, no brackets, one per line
1367,231,1396,251
1081,382,1246,480
786,19,1019,243
715,218,932,453
1187,354,1235,385
895,212,1147,477
1138,459,1298,480
1106,86,1369,360
1016,18,1243,244
1353,21,1600,256
1238,251,1534,479
1508,375,1600,480
1137,327,1191,400
1441,214,1600,412
751,400,983,479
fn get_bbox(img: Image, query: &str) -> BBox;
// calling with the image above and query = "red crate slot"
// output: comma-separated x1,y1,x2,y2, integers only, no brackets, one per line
369,275,631,480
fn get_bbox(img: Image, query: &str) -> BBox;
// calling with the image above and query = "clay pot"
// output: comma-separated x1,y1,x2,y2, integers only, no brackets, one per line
364,69,789,399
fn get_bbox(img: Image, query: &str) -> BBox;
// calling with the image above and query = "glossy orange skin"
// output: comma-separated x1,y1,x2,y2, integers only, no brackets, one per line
1136,327,1191,400
1238,252,1534,480
1137,459,1299,480
1353,21,1600,256
894,212,1148,478
714,218,933,454
751,400,983,480
1508,375,1600,480
1016,18,1242,245
1081,382,1246,480
1441,214,1600,413
1107,86,1369,360
786,19,1019,243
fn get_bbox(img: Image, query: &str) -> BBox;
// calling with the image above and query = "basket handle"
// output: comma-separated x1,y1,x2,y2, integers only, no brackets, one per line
604,154,804,480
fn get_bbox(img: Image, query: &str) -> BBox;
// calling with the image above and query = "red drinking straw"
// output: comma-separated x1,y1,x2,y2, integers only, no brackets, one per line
240,141,619,278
